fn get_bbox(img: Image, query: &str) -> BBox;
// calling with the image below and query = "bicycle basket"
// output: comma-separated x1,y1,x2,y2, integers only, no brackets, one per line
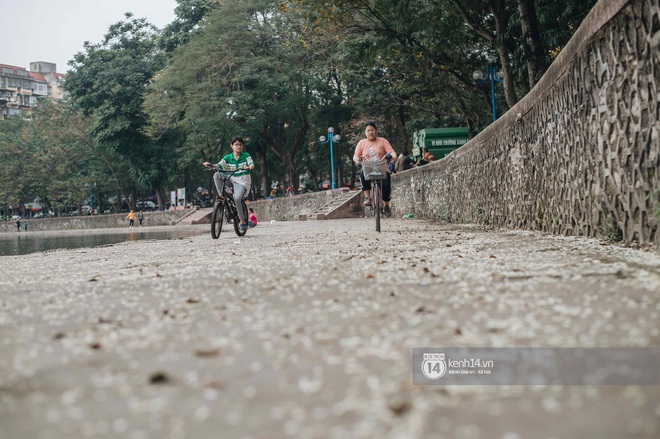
362,158,389,181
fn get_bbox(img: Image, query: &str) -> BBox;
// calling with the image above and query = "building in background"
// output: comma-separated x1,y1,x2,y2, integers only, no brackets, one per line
0,61,66,119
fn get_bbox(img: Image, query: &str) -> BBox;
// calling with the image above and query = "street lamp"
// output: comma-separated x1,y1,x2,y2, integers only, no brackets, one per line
473,54,504,122
319,127,341,190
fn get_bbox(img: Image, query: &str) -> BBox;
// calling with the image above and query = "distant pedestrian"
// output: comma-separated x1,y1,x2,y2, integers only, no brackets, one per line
395,150,413,172
16,220,21,232
23,221,28,231
416,147,436,166
126,210,137,228
137,211,144,227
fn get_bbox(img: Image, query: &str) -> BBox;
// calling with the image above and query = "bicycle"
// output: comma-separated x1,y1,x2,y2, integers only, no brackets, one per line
205,166,249,239
358,153,392,233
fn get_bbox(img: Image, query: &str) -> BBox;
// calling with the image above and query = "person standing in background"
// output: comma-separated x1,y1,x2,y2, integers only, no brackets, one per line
395,150,413,172
417,147,436,166
126,210,137,228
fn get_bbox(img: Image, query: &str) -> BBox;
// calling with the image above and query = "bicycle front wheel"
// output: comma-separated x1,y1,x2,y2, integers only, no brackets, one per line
374,183,381,232
233,200,249,237
211,201,225,239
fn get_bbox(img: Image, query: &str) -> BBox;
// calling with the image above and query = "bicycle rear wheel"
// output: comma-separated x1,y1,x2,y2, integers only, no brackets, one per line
233,200,249,236
374,183,381,232
211,201,225,239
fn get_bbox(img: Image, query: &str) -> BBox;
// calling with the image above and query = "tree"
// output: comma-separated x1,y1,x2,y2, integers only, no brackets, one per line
535,0,598,55
287,0,489,136
449,0,518,107
506,0,597,91
66,13,174,209
287,0,598,132
0,116,31,216
159,0,217,53
516,0,547,88
26,100,128,214
148,0,325,196
0,100,124,216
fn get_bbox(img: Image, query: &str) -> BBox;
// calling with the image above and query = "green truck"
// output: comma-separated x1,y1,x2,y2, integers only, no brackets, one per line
412,127,470,161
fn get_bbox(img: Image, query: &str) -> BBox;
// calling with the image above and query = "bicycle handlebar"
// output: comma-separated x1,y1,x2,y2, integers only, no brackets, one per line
357,153,392,164
204,165,249,174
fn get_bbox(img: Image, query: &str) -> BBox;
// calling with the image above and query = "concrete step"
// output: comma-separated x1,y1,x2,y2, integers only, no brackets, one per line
299,189,363,221
176,207,213,225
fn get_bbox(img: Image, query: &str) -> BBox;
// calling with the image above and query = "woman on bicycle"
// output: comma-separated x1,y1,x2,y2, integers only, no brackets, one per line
352,122,397,216
203,136,254,231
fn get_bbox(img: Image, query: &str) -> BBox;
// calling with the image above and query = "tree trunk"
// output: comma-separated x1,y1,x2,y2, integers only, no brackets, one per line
491,0,518,107
303,149,319,192
397,105,408,153
285,155,299,195
257,149,269,198
130,189,137,210
517,0,547,89
350,162,357,189
496,45,517,107
155,186,164,211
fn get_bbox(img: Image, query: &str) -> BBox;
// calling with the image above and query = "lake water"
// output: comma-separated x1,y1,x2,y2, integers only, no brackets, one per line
0,228,208,256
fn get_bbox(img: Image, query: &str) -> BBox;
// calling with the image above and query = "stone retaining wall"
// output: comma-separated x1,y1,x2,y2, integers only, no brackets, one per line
0,189,359,233
392,0,659,245
0,210,190,233
247,188,359,222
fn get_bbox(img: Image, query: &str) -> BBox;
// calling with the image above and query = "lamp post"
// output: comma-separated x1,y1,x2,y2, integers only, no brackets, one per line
473,55,504,122
319,127,341,190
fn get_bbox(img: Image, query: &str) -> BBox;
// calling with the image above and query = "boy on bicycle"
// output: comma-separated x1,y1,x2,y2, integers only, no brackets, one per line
352,122,397,216
203,136,255,231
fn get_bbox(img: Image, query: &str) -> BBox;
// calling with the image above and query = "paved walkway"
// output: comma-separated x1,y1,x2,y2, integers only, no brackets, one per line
0,218,659,439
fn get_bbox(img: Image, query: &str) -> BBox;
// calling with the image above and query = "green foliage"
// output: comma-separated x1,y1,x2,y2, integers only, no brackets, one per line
66,13,176,206
506,0,598,94
159,0,217,53
147,0,328,194
0,100,123,215
288,0,596,133
0,116,30,209
474,203,484,218
599,216,624,243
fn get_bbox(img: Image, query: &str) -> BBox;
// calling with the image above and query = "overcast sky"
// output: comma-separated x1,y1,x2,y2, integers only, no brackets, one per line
0,0,178,73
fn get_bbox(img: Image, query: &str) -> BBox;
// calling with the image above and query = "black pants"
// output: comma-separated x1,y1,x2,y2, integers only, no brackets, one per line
359,171,392,202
